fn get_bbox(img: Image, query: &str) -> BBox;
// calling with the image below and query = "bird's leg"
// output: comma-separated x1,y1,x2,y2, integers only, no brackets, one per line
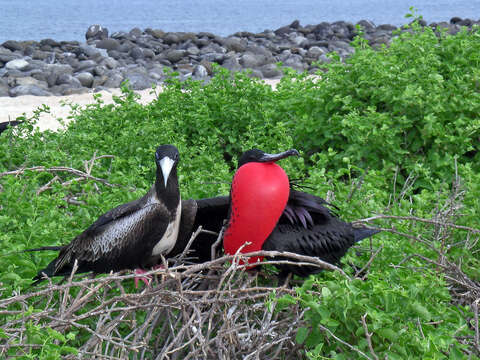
134,265,164,288
276,271,292,287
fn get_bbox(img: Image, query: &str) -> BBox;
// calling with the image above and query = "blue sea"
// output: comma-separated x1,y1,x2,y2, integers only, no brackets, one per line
0,0,478,43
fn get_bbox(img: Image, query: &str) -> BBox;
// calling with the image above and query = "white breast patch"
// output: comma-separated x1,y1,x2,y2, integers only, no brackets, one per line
151,199,182,256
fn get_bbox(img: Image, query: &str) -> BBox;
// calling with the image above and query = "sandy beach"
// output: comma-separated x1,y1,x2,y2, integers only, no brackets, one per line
0,79,280,132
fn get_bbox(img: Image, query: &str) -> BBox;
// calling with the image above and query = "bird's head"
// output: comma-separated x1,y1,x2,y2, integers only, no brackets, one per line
155,145,180,188
238,148,299,168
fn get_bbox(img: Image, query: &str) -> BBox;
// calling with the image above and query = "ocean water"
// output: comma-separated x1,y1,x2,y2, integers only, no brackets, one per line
0,0,478,43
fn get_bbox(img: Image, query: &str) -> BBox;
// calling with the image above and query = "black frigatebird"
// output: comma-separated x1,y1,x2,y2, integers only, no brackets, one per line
222,148,381,279
32,144,182,285
0,120,22,135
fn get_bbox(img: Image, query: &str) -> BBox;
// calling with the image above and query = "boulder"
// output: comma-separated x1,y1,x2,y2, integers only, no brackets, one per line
95,38,120,51
5,59,30,71
165,49,186,63
2,40,24,52
86,25,109,41
123,71,153,90
75,72,94,87
9,85,52,97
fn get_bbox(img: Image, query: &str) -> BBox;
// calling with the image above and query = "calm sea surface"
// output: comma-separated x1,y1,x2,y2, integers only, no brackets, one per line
0,0,478,43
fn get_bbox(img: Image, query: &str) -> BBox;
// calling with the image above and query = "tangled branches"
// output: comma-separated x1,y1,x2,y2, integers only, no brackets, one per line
0,249,337,359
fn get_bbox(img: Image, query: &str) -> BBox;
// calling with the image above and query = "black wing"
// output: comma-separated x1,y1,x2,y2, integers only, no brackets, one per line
0,121,22,135
35,191,170,279
263,217,356,277
169,196,229,262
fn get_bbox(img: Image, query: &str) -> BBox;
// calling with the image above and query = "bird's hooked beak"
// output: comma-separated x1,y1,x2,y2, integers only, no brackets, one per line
158,156,175,188
257,149,300,163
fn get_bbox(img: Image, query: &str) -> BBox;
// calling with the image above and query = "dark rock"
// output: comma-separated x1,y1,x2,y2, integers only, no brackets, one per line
143,48,155,58
62,87,90,95
93,66,107,76
23,46,34,56
239,52,272,68
313,22,334,39
377,24,397,31
96,38,120,51
80,44,102,59
129,27,143,37
331,21,354,39
103,73,124,88
224,37,247,52
45,64,73,76
129,47,144,59
260,63,282,78
178,32,197,42
201,52,225,63
458,18,473,26
290,20,301,29
200,59,213,75
76,60,97,72
307,46,327,59
164,33,180,45
186,46,200,56
123,71,153,90
450,17,462,24
329,40,354,53
192,64,208,79
9,85,52,97
118,40,134,53
2,40,24,52
274,25,293,37
92,75,109,87
290,34,308,47
40,39,60,48
282,54,306,72
75,72,94,87
13,77,48,88
111,31,128,39
86,25,109,40
100,57,119,69
56,74,82,88
107,50,122,60
176,63,194,75
165,49,186,63
247,69,263,78
195,37,209,47
145,28,165,39
222,56,242,72
32,50,49,60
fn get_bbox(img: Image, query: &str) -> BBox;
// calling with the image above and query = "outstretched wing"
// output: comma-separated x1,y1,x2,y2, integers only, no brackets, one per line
54,196,170,274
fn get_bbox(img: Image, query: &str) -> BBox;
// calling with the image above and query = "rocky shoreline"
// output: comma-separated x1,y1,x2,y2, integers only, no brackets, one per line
0,17,477,97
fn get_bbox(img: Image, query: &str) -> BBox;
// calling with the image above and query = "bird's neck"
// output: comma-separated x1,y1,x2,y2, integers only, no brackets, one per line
154,168,180,211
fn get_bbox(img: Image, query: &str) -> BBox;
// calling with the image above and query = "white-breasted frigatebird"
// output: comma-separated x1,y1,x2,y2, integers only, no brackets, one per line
31,144,183,284
221,148,381,278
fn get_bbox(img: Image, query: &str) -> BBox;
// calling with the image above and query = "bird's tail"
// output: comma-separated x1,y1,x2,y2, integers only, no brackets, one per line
23,246,64,252
353,226,381,243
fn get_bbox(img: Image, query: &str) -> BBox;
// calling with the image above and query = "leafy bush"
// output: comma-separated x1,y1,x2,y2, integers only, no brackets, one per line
0,19,479,358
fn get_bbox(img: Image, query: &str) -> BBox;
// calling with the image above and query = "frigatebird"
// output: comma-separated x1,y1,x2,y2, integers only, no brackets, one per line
222,148,380,278
0,120,21,135
32,144,183,284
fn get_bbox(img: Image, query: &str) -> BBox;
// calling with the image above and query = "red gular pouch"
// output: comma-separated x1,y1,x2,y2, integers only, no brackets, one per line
223,161,290,266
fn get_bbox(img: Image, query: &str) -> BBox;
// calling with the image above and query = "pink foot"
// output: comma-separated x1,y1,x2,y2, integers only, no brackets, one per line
134,265,165,288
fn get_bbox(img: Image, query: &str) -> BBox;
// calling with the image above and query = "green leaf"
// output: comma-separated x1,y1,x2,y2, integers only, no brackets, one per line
296,327,309,344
